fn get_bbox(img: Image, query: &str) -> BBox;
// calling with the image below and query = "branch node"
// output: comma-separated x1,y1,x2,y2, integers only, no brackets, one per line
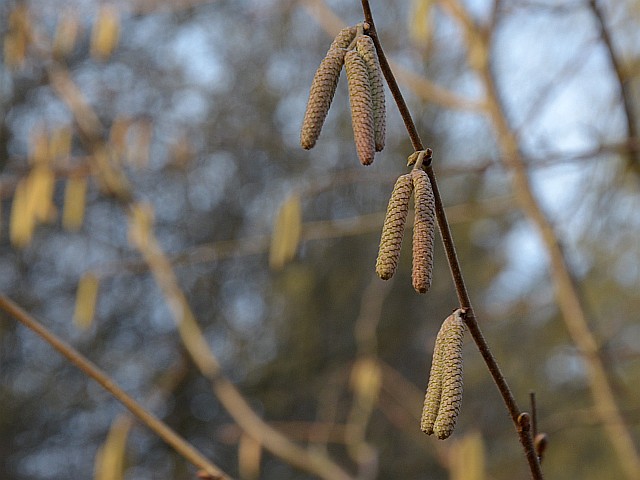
517,412,531,433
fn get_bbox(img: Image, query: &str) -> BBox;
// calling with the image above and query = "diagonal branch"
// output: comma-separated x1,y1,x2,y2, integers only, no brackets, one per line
360,1,543,478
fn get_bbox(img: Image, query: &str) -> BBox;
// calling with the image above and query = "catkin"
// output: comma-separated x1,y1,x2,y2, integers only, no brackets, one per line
420,319,445,435
356,35,385,152
300,26,357,150
376,173,413,280
421,310,465,440
411,168,435,294
344,49,375,166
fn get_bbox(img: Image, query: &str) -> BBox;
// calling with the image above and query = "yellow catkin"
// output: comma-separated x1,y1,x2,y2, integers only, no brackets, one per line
73,272,100,329
411,168,435,293
376,174,413,280
356,35,385,152
421,310,465,439
344,49,375,166
300,26,357,150
62,175,87,231
90,5,120,60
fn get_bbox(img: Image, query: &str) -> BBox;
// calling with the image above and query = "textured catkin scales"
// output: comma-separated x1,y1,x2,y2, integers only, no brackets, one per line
356,35,385,152
344,49,375,166
421,310,465,440
433,312,465,439
300,26,357,150
376,174,413,280
420,320,445,435
300,47,347,149
411,168,435,294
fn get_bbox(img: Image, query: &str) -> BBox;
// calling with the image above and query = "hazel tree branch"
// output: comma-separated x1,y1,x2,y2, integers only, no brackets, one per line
360,1,544,478
439,0,640,477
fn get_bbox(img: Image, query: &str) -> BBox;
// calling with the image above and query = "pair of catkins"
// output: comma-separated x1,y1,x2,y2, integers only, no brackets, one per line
300,25,464,441
376,158,463,440
300,23,385,166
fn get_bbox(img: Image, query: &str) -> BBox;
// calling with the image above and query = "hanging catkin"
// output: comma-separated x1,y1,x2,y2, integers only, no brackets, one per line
344,48,375,166
300,26,357,150
411,168,435,294
421,310,465,440
356,35,385,152
421,319,445,435
376,173,413,280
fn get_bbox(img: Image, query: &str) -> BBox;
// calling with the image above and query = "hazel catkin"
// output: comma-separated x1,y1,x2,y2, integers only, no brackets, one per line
356,35,385,152
344,48,375,166
421,310,465,440
300,26,357,150
376,173,413,280
411,168,435,294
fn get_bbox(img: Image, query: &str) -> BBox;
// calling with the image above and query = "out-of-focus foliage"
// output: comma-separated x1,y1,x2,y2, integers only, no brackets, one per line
0,1,639,479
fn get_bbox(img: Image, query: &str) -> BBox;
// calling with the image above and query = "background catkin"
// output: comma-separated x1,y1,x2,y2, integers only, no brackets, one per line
421,310,465,440
300,26,357,150
344,48,375,166
376,173,413,280
356,35,385,152
411,168,435,294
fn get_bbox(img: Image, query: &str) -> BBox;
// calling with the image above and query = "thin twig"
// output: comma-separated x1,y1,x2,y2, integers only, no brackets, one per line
361,1,543,478
588,0,640,177
0,294,231,480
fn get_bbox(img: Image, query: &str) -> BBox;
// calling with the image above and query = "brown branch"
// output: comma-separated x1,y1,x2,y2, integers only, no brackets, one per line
0,295,231,480
439,0,640,478
361,1,544,478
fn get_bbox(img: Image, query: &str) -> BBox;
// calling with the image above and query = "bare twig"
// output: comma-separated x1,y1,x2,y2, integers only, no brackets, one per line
360,1,543,478
588,0,640,177
440,0,640,477
0,295,231,480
